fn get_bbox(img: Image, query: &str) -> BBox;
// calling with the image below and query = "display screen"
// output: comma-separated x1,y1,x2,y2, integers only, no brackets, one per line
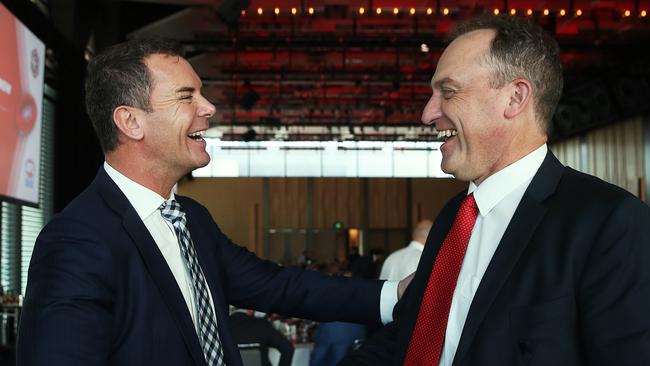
0,3,45,206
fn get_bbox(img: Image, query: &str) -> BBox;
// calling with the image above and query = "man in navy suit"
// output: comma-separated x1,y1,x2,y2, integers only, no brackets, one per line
16,38,405,366
342,15,650,366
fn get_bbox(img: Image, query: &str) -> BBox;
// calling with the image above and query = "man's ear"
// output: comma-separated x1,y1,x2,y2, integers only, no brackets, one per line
504,78,532,119
113,106,145,141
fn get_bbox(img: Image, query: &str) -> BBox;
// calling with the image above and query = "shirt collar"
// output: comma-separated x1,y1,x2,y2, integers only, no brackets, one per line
104,162,175,220
408,240,425,251
468,144,547,217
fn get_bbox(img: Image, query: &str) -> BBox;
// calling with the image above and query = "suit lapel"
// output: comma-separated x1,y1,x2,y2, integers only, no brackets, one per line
452,152,564,366
93,168,207,366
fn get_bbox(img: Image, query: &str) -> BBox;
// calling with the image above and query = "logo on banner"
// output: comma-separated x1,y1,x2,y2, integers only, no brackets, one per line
24,158,35,189
31,48,40,78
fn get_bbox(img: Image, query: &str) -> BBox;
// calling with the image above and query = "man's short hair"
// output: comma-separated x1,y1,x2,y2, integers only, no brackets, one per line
84,38,183,153
450,15,563,133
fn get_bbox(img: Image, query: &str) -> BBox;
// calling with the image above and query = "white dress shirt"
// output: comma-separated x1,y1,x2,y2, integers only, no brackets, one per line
379,241,425,281
104,162,398,325
104,162,217,329
439,144,548,366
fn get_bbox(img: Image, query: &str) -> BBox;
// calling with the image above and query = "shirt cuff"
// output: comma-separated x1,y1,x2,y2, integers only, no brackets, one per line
379,280,399,324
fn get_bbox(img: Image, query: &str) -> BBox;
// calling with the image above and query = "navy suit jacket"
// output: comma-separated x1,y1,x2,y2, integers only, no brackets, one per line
342,151,650,366
17,168,384,365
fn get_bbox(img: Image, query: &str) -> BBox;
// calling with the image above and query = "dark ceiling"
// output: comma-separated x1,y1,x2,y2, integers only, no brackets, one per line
114,0,650,141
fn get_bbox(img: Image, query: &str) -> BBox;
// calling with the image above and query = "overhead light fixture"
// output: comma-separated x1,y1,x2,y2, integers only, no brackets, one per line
257,7,263,15
274,7,279,15
376,7,382,15
527,9,533,16
576,9,582,16
510,9,516,15
291,7,297,15
393,7,399,15
308,7,314,15
624,9,631,17
560,9,566,16
493,8,499,15
543,9,549,16
410,8,415,15
642,10,647,17
359,7,365,15
443,8,449,15
426,8,433,15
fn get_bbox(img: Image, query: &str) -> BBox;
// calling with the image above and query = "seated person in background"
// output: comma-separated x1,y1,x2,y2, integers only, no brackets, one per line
379,220,433,281
310,263,367,366
229,308,294,366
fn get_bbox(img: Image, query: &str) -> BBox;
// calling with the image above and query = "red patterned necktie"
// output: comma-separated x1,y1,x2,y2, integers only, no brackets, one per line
404,193,478,366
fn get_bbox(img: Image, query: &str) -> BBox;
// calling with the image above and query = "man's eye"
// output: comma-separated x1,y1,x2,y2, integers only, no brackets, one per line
180,95,193,102
441,89,454,99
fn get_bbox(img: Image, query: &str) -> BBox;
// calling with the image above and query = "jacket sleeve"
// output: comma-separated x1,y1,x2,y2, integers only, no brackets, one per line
17,217,114,366
578,195,650,365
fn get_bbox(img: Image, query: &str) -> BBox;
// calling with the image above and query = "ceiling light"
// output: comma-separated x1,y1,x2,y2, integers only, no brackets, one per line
376,8,382,15
426,8,433,15
291,7,297,15
576,9,582,16
257,7,263,15
410,8,416,15
493,8,500,15
543,9,549,16
642,10,647,17
393,8,399,15
527,9,533,16
274,7,279,15
359,7,365,15
241,9,246,16
443,8,449,15
624,9,631,17
510,9,516,15
308,7,314,15
560,9,566,16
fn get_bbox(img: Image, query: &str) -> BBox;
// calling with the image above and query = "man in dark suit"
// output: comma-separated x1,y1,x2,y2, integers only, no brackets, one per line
16,38,406,366
342,15,650,366
229,309,294,366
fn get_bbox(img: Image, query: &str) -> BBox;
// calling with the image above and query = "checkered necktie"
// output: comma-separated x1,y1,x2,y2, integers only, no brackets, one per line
160,199,225,366
404,193,478,366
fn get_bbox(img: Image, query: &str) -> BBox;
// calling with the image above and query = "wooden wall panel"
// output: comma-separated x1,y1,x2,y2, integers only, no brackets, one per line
177,178,263,253
268,178,308,228
312,178,362,229
368,178,408,229
410,178,467,227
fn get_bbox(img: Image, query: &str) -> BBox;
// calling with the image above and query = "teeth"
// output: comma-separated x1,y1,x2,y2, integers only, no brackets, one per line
437,129,457,139
188,130,205,138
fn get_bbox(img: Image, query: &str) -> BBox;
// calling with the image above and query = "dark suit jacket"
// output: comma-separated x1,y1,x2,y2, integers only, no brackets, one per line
342,151,650,366
229,312,294,366
17,168,384,366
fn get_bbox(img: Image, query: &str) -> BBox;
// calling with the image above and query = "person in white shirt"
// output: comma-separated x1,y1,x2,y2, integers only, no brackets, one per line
342,14,650,366
379,220,432,281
